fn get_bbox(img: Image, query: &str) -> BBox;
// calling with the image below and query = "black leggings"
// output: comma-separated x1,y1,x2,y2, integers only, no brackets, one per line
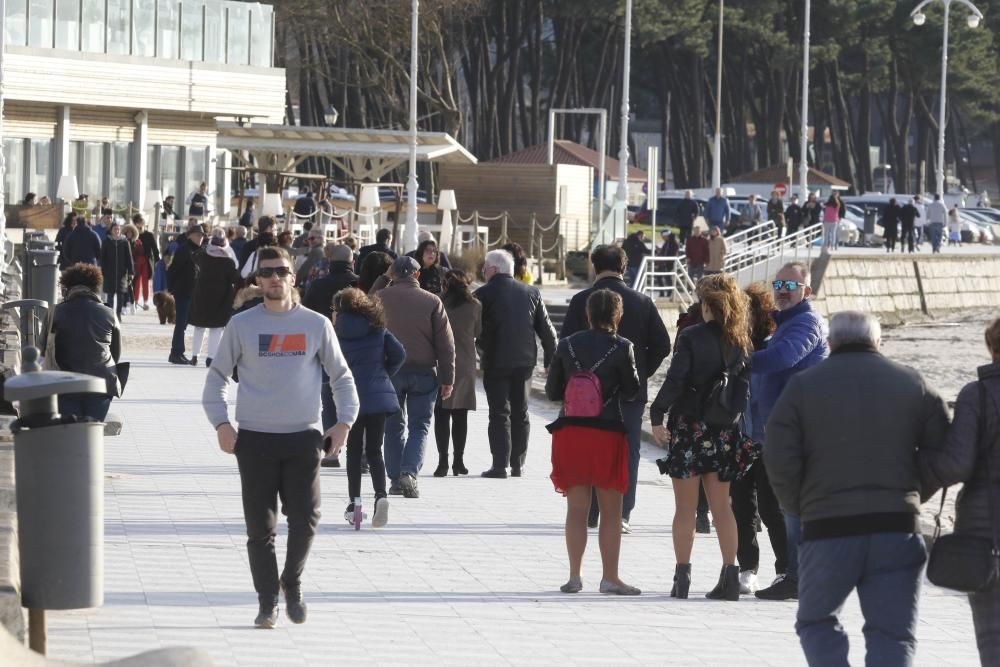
434,407,468,458
346,413,387,500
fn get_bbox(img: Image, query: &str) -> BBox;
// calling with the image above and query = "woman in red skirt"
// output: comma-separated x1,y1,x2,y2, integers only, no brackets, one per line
545,289,640,595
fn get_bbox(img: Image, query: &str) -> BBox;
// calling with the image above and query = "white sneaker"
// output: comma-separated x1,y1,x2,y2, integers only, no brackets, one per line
739,570,759,594
621,519,632,535
372,496,389,528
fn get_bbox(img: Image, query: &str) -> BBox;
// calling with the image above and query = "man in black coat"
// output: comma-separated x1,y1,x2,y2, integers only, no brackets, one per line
303,244,359,321
166,223,205,364
622,231,651,285
675,190,700,244
63,219,103,266
561,245,672,531
785,195,804,235
474,249,557,478
356,228,398,271
239,216,276,271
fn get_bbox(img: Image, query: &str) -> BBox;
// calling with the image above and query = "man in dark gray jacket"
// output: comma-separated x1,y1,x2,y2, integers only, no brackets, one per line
765,311,949,667
475,249,556,478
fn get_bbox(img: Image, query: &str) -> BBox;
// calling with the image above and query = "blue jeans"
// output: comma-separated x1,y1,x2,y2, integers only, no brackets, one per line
797,532,926,667
170,293,191,356
786,512,801,578
621,399,645,521
384,370,438,482
928,222,945,252
58,394,113,421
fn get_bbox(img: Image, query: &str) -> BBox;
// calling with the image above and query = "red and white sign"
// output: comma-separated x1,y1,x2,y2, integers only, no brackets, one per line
773,182,788,198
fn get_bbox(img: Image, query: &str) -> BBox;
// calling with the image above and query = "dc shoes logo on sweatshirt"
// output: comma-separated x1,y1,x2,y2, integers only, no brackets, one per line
259,334,307,357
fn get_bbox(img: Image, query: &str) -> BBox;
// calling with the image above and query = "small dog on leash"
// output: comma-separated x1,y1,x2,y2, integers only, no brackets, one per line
152,291,176,325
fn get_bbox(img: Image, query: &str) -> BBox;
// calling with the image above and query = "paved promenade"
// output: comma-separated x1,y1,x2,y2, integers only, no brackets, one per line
45,310,979,666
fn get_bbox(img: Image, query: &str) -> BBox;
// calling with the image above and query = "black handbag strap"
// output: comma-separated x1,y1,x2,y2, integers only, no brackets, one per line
935,381,1000,555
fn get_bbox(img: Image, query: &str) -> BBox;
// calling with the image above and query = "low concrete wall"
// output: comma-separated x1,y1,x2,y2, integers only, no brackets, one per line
811,253,1000,323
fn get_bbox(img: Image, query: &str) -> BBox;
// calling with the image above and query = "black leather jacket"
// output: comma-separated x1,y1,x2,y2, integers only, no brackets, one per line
52,287,122,396
546,329,640,431
650,321,745,426
474,274,557,374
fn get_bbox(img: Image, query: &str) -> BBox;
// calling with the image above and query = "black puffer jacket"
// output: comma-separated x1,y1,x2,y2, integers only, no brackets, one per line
167,237,199,297
189,249,240,328
51,286,122,396
920,363,1000,540
303,263,359,321
100,236,134,294
650,320,745,426
546,329,640,432
474,274,557,374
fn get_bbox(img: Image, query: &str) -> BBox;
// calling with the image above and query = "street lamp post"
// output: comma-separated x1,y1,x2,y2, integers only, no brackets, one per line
711,0,724,190
799,0,811,202
404,0,420,254
0,0,7,266
911,0,983,197
615,0,633,241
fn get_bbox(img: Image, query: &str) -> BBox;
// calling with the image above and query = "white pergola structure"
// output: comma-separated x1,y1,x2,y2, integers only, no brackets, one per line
217,123,476,250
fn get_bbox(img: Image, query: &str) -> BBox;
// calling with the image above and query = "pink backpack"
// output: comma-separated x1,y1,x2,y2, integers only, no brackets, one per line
563,339,619,418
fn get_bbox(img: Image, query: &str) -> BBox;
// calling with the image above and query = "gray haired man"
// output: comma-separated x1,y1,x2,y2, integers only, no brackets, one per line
765,311,948,666
474,250,557,477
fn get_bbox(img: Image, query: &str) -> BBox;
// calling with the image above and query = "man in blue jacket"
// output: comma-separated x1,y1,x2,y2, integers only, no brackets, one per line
705,188,731,232
63,218,103,266
753,260,829,601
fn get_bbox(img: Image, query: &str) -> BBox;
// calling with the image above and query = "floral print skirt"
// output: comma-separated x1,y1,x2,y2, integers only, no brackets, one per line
660,413,760,482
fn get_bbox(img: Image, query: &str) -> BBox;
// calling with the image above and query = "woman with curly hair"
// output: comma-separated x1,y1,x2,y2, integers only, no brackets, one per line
48,263,123,420
332,287,406,529
650,273,758,601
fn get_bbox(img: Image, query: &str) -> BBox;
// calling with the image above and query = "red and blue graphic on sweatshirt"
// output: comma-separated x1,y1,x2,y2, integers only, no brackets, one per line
258,334,307,357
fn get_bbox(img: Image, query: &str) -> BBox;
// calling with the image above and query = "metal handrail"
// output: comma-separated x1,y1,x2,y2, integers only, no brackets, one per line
724,223,824,286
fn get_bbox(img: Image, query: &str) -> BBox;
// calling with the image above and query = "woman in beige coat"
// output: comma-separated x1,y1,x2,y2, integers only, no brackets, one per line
433,270,482,476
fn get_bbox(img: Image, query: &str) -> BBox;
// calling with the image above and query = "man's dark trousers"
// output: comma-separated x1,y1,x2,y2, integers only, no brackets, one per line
731,459,787,575
483,367,533,470
235,429,323,603
170,293,191,357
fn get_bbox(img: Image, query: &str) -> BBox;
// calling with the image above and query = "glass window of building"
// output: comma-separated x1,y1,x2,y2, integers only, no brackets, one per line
3,140,25,204
132,0,155,57
226,2,250,66
80,0,105,53
157,0,179,59
186,147,207,195
106,0,130,55
55,0,80,49
146,145,158,193
159,146,180,202
203,2,224,63
28,0,54,48
110,143,130,203
249,5,273,67
180,0,204,61
82,142,105,200
28,140,52,199
6,0,27,47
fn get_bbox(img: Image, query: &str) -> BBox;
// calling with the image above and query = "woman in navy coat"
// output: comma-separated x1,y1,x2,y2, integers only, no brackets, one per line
333,287,406,529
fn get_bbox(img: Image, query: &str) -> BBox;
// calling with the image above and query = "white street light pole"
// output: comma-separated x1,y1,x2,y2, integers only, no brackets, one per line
799,0,811,202
615,0,633,240
0,0,7,266
911,0,983,197
404,0,420,253
711,0,724,190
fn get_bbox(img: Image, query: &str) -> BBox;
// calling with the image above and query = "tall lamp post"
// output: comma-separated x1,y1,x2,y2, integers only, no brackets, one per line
615,0,633,241
0,0,7,266
911,0,983,197
799,0,811,202
711,0,724,190
403,0,420,253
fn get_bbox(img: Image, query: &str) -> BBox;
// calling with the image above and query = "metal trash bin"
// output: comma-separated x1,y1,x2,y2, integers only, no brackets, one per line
4,346,107,610
27,249,59,307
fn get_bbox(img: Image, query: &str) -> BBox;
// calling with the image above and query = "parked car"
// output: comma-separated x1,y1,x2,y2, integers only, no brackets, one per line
968,207,1000,223
958,210,996,244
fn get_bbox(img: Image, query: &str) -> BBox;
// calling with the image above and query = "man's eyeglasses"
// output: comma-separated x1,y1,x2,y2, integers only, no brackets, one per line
773,279,803,291
257,266,292,278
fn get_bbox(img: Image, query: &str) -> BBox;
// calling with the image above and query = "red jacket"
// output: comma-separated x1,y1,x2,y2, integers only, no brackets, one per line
685,235,710,265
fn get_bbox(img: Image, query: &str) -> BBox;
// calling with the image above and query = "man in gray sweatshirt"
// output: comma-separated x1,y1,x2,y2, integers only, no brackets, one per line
202,246,359,629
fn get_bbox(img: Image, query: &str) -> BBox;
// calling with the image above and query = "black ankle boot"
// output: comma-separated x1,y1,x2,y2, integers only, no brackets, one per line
670,563,691,599
452,454,468,476
705,565,740,601
433,459,449,477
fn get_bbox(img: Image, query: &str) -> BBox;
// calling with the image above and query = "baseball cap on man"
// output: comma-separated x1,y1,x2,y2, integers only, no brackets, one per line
391,255,420,279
